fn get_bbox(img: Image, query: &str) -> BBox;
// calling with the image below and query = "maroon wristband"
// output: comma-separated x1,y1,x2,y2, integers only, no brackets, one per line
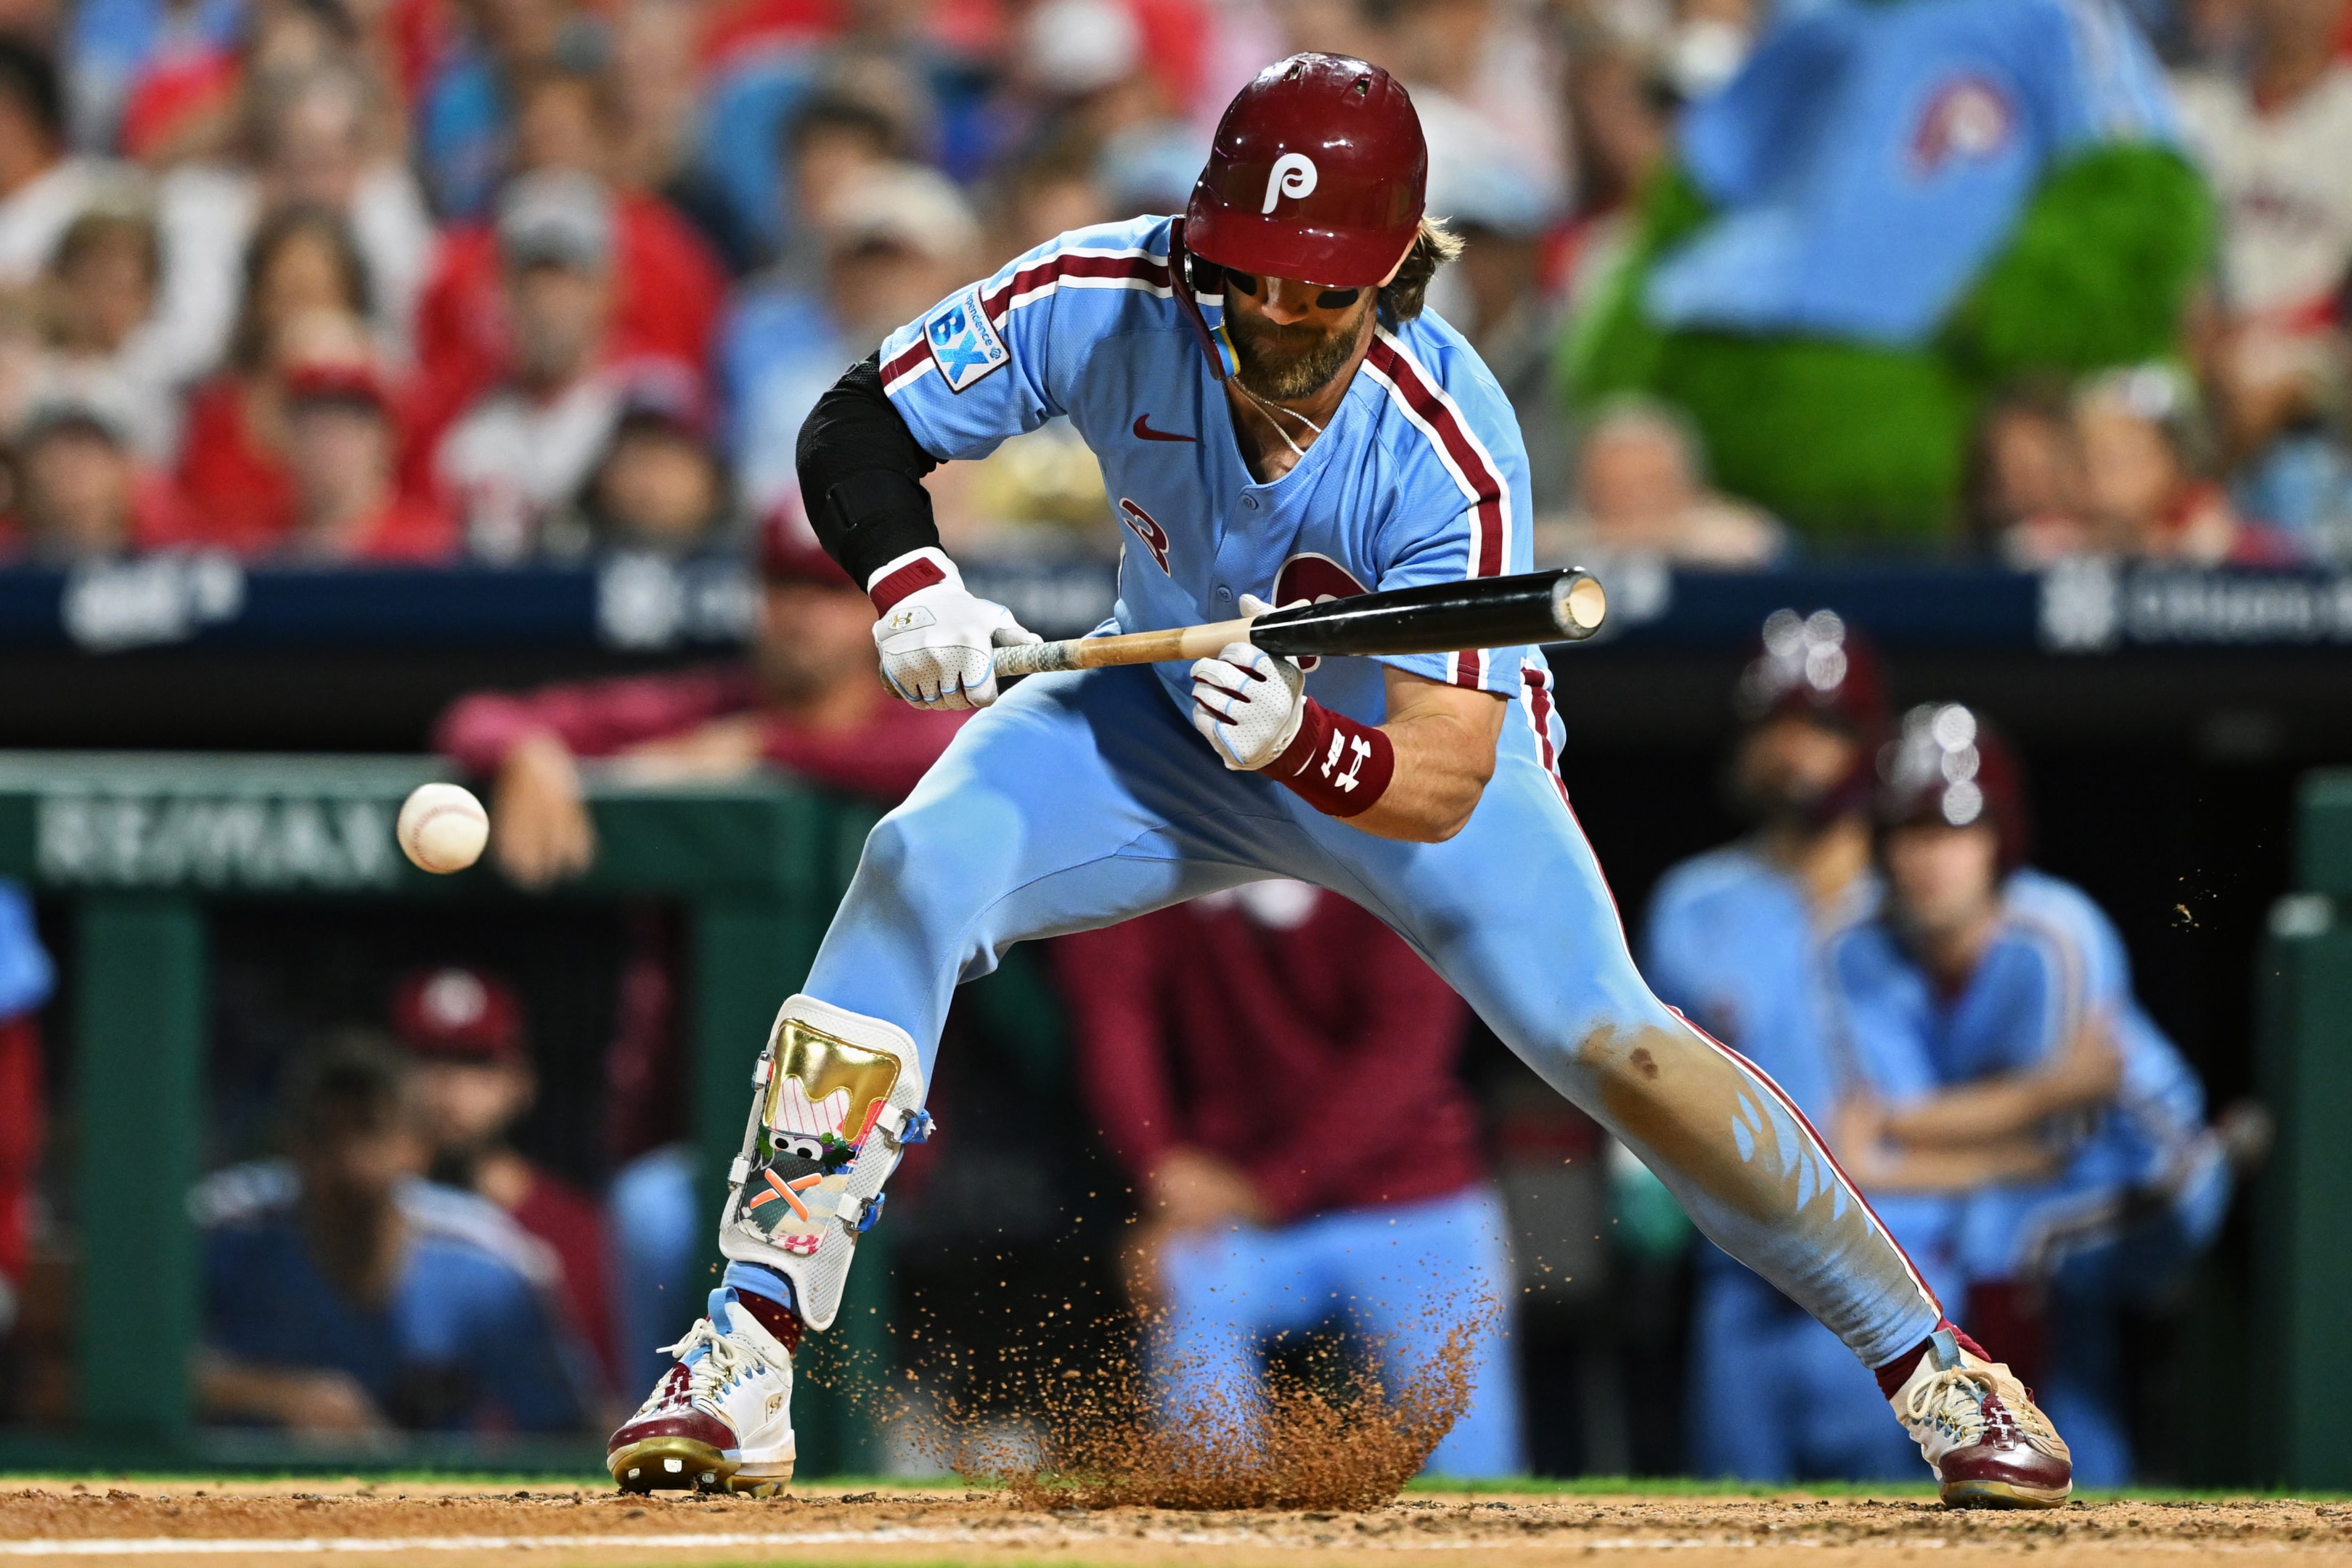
1271,700,1394,817
868,555,946,613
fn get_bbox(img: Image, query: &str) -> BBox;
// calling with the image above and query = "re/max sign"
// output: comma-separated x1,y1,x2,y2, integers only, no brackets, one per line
36,791,401,890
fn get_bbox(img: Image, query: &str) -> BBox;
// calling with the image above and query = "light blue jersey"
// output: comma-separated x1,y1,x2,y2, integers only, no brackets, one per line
876,216,1535,722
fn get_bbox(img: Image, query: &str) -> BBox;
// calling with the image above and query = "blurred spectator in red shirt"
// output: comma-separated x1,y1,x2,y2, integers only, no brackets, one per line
435,505,966,886
278,357,457,563
435,171,704,560
408,68,726,470
173,206,377,552
26,201,179,462
392,963,615,1391
539,377,734,562
0,394,185,563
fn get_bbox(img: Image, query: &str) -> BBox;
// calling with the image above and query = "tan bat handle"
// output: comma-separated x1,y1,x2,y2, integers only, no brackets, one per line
992,617,1254,679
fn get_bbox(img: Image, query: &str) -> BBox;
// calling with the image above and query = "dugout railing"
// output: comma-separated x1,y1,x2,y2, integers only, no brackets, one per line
0,751,897,1474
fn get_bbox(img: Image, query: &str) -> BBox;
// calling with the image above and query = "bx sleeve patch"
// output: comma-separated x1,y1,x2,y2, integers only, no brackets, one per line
923,285,1010,393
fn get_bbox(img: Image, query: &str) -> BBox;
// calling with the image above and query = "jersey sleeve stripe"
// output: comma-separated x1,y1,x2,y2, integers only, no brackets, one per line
1363,327,1511,689
883,242,1177,399
979,250,1174,326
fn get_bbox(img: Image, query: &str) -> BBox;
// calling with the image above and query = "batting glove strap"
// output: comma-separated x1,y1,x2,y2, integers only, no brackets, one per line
869,547,1040,712
1272,700,1395,818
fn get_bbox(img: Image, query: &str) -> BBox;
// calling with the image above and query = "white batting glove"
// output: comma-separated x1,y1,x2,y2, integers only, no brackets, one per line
1190,605,1307,769
870,548,1041,711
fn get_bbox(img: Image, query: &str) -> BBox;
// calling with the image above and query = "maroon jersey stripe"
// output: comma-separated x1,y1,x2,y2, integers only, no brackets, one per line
980,251,1174,325
1365,336,1506,687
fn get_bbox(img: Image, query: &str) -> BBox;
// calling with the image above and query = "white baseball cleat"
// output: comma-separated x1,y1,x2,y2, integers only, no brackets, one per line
607,1289,796,1495
1891,1326,2073,1508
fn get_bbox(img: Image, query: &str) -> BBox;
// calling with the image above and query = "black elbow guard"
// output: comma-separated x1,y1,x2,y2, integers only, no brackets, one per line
796,354,944,589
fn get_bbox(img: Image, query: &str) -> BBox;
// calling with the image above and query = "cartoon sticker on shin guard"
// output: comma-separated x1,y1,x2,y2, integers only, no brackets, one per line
740,1019,905,1257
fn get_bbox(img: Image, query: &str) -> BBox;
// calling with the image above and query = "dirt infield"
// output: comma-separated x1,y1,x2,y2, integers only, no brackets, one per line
0,1480,2348,1567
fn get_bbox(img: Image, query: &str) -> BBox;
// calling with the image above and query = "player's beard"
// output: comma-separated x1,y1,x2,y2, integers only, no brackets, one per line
1229,298,1372,401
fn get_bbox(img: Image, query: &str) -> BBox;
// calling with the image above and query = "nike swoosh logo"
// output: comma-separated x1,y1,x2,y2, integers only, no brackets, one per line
1133,414,1196,443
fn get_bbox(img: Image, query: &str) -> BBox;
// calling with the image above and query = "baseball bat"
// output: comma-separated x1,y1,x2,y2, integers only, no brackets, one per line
990,567,1606,680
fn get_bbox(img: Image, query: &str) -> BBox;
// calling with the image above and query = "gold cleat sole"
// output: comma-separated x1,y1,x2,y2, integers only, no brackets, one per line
727,1459,794,1498
1940,1478,2072,1509
609,1434,736,1493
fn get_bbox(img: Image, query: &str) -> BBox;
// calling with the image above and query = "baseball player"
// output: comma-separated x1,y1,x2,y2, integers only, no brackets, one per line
1828,704,2239,1485
605,54,2073,1507
1643,611,1967,1482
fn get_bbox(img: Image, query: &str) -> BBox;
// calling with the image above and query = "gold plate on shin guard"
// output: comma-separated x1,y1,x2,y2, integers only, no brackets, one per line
738,1021,906,1259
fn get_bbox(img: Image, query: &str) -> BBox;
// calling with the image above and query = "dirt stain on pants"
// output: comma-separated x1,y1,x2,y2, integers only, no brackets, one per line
1574,1021,1942,1369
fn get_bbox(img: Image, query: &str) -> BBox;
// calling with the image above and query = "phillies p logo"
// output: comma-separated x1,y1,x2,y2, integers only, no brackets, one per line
1262,152,1318,213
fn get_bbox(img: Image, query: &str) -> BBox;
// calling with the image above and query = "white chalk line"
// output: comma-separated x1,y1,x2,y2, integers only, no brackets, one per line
0,1527,2308,1556
0,1530,1916,1556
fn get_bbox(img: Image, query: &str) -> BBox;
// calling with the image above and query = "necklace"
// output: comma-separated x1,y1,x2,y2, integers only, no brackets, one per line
1230,377,1325,462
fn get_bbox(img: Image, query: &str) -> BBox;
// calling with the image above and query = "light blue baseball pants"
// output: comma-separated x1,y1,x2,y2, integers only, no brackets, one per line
779,663,1945,1374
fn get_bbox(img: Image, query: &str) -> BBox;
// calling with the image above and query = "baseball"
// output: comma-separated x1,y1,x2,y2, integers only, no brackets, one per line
398,782,489,874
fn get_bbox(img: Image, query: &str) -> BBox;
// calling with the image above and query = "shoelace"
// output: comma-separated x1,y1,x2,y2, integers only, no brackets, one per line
1899,1362,2064,1454
659,1318,767,1408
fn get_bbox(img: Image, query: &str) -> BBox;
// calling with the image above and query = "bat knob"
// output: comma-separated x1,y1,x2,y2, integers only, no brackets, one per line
1553,571,1609,640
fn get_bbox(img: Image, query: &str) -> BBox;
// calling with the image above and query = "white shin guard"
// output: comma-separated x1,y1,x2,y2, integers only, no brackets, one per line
716,995,930,1331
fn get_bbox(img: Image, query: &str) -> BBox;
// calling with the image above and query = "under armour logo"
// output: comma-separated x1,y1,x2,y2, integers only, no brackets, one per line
1262,152,1318,213
1320,732,1371,791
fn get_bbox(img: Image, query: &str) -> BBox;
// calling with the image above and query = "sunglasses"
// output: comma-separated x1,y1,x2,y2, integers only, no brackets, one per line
1214,265,1361,311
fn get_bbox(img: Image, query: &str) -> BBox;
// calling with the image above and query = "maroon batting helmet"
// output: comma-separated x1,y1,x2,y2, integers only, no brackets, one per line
1877,702,2030,873
1734,608,1890,738
1184,52,1426,289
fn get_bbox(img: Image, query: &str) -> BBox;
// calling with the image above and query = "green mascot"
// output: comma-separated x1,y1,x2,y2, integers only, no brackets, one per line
1563,0,2212,548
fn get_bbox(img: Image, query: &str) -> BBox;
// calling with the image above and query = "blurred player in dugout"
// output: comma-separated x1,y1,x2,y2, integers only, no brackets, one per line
435,507,966,1392
1054,881,1524,1477
1826,703,2265,1486
392,963,616,1392
1644,611,1985,1482
194,1035,595,1434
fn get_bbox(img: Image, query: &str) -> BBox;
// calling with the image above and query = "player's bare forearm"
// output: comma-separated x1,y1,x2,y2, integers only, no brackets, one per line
1849,1135,2064,1193
1881,1023,2123,1147
1349,669,1506,842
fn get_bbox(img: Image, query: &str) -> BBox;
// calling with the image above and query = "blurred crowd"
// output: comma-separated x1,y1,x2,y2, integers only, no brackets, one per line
0,0,2332,569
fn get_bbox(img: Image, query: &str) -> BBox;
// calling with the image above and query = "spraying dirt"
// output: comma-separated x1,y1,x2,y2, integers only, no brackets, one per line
870,1297,1487,1511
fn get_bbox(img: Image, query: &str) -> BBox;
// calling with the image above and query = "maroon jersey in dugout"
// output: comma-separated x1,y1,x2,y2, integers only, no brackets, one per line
1053,883,1479,1222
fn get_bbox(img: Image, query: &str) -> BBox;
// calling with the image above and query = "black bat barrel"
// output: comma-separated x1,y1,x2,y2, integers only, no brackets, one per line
1246,568,1607,660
